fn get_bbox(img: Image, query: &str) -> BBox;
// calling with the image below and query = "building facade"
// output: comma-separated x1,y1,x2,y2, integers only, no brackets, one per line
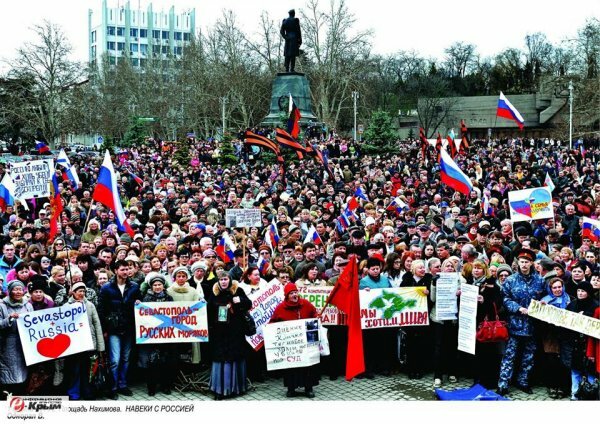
88,0,195,68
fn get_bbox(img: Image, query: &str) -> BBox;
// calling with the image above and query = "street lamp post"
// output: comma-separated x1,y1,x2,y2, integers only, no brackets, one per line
352,91,359,141
220,97,228,139
569,80,573,150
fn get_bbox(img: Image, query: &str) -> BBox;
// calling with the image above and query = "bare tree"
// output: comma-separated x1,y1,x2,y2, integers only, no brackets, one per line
245,11,281,74
6,21,83,146
444,42,477,79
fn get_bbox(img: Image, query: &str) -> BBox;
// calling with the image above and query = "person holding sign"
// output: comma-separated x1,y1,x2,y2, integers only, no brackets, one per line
270,282,319,398
65,282,105,400
0,280,34,398
208,272,251,400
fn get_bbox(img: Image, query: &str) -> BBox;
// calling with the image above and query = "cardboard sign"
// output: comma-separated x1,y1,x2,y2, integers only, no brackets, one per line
135,301,208,344
9,159,54,199
245,283,285,350
359,287,429,329
17,302,94,365
264,318,320,370
225,208,262,228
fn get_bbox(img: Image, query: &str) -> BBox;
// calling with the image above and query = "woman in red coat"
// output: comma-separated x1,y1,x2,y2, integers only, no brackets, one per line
587,307,600,374
269,283,319,398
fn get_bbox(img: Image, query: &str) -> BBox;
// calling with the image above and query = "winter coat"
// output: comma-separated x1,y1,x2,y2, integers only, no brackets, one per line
165,283,202,363
0,255,23,294
465,276,503,324
138,290,176,369
97,278,141,336
0,298,33,384
501,271,545,337
586,307,600,373
360,274,392,290
270,298,317,323
207,282,251,362
67,297,105,352
560,298,599,370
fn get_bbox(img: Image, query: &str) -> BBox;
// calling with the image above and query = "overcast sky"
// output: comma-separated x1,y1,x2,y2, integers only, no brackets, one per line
1,0,599,66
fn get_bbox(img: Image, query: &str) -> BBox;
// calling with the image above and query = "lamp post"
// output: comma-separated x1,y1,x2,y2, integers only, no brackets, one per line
569,80,573,150
352,91,359,141
220,97,228,139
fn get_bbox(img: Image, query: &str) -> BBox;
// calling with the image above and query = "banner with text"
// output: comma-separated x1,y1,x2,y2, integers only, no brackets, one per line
264,318,321,370
528,300,600,339
298,286,345,325
435,273,459,321
17,302,94,365
245,282,285,350
225,209,263,228
360,287,429,329
134,301,208,344
9,159,54,199
508,186,553,222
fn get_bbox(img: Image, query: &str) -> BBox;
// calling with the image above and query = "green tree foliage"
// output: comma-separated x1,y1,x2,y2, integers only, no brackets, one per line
364,110,396,145
122,117,148,148
219,138,238,165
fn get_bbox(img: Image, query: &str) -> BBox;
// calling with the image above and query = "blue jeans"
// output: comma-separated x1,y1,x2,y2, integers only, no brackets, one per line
571,369,597,400
108,334,133,391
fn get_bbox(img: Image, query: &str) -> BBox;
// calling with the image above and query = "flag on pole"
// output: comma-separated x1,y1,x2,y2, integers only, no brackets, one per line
582,217,600,242
544,172,555,192
304,225,323,245
324,255,364,381
216,232,237,263
287,94,302,139
419,128,428,160
0,174,16,210
92,151,134,236
35,140,51,154
354,187,369,202
439,147,473,196
496,92,525,129
57,149,81,188
265,218,280,249
459,119,470,154
48,170,63,242
482,194,494,217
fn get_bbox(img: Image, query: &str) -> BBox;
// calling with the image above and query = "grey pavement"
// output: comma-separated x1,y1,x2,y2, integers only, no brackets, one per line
125,370,565,402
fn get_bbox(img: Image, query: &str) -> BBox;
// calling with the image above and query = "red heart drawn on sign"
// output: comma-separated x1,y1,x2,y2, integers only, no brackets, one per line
36,334,71,358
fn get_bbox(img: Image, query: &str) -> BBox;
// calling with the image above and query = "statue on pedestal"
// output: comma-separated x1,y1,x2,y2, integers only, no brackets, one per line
280,9,302,73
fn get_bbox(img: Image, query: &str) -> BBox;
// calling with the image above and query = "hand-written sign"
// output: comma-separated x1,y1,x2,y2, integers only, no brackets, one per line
225,209,262,228
9,159,54,199
134,301,208,344
435,273,459,321
457,283,479,355
297,286,346,325
17,302,94,365
360,287,429,329
528,300,600,339
264,318,320,370
245,283,285,351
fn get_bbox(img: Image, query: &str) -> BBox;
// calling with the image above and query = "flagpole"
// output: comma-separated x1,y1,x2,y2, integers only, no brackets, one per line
82,201,95,237
242,227,247,272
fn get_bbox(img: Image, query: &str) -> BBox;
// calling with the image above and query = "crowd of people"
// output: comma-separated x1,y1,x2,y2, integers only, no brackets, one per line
0,134,598,401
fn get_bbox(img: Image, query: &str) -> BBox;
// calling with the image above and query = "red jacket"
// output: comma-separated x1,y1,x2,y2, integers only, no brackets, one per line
270,298,317,323
586,307,600,373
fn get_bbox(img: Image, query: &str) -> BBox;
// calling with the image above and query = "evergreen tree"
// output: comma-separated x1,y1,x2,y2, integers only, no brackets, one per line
219,137,238,165
122,117,147,148
364,110,397,146
172,138,191,166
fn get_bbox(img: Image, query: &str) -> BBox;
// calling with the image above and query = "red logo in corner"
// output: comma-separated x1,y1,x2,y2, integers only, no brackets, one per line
8,396,25,413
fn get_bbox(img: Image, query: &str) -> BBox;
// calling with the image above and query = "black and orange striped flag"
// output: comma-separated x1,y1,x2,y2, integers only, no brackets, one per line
419,127,428,161
275,128,306,160
460,120,470,154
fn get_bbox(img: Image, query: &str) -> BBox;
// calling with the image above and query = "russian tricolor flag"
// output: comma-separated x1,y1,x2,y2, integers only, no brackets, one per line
482,194,494,217
129,170,143,187
304,225,323,245
389,197,408,214
582,217,600,241
35,140,51,154
355,187,369,202
216,232,236,263
0,174,16,210
265,218,280,250
57,149,80,188
92,151,134,236
439,147,473,196
287,94,302,139
257,256,270,275
497,92,524,129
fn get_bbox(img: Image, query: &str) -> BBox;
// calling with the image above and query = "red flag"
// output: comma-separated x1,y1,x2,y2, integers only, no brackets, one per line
347,196,359,211
459,119,470,154
419,128,428,161
435,133,443,161
447,135,457,159
325,255,365,381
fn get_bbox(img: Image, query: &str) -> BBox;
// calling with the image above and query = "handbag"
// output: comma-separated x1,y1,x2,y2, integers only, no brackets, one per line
90,352,113,396
243,311,257,336
318,323,330,356
397,329,407,365
476,303,509,343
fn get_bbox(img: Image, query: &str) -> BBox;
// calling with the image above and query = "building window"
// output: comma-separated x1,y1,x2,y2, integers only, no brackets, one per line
183,33,190,41
161,45,168,54
140,58,147,67
107,26,116,35
117,27,125,36
117,42,125,51
107,41,116,50
130,43,138,52
109,55,116,65
91,31,97,43
131,58,139,66
174,32,182,41
153,45,160,54
130,28,138,37
162,30,169,40
174,46,182,55
91,45,96,57
140,44,148,54
152,30,160,39
140,29,147,38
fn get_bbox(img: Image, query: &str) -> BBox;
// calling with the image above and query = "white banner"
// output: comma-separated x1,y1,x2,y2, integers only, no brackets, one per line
298,286,345,325
135,301,208,344
457,283,479,355
225,209,262,228
508,186,553,222
264,318,321,370
17,302,94,365
360,287,429,329
245,283,285,350
9,159,54,199
528,300,600,339
435,273,459,321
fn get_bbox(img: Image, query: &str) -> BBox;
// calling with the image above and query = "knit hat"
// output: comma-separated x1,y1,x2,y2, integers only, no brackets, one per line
29,276,47,293
202,249,216,258
578,281,595,298
71,282,87,293
190,261,208,273
496,264,513,277
7,280,25,293
258,244,270,254
284,282,298,297
147,273,167,287
172,266,191,279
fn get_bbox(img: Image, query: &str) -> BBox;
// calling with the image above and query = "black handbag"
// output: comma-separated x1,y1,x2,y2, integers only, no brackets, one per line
243,311,257,336
90,353,113,396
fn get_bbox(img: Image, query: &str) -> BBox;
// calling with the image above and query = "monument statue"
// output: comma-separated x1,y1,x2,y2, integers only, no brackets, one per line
280,9,302,73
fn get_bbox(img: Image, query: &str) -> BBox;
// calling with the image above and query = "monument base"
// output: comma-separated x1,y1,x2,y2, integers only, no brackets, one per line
262,73,318,126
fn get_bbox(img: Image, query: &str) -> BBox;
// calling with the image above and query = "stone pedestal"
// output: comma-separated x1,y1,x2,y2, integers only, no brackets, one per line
261,72,318,126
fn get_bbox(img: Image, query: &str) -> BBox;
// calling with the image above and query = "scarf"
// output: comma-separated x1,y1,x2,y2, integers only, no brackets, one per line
540,292,570,310
3,296,24,308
